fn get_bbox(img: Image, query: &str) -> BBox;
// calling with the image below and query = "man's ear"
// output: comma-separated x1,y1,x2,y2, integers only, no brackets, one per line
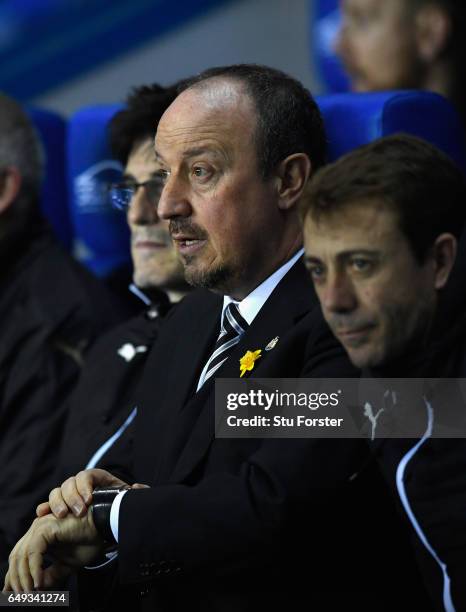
0,167,21,214
415,3,451,62
432,233,457,289
275,153,311,211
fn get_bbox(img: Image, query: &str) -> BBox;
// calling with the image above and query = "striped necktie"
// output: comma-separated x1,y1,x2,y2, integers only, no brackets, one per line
197,302,249,390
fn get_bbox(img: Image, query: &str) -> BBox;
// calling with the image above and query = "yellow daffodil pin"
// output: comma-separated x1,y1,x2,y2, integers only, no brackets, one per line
239,349,262,377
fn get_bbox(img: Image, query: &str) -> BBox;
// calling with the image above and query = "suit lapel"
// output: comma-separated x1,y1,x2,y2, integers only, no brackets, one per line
165,296,221,409
168,260,317,483
203,259,316,381
141,292,222,483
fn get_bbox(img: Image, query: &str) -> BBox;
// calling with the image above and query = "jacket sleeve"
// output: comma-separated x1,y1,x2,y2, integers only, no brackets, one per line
117,436,368,584
0,337,81,561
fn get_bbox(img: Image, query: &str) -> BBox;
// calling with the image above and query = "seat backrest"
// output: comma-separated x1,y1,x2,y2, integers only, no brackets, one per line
311,0,349,93
316,90,466,171
316,90,466,324
67,104,131,277
28,107,73,249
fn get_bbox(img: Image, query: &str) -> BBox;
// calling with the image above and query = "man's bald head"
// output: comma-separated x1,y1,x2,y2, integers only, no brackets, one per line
176,64,326,179
157,78,258,172
160,77,254,133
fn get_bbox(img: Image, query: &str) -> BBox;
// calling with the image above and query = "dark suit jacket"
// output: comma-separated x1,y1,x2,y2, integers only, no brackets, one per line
84,260,429,611
56,294,172,483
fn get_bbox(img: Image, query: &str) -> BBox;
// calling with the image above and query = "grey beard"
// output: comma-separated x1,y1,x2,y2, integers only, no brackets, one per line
184,260,233,292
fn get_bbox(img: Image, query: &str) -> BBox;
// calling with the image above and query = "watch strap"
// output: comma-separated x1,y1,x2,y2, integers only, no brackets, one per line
91,486,130,545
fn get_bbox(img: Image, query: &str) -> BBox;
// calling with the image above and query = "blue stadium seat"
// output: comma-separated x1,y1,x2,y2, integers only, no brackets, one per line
316,90,466,171
28,107,73,249
67,92,465,280
311,0,349,93
316,89,466,323
67,104,131,277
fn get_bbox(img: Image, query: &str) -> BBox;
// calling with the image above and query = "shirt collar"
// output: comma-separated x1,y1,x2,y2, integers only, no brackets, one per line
222,248,304,326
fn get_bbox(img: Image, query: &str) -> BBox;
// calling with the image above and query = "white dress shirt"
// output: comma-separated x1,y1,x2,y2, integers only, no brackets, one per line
109,248,304,542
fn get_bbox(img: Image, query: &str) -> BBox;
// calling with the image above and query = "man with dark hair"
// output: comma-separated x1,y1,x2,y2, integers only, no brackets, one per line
109,85,176,167
55,84,190,482
336,0,466,125
302,133,465,370
0,94,123,573
109,84,186,298
302,133,466,610
5,66,420,610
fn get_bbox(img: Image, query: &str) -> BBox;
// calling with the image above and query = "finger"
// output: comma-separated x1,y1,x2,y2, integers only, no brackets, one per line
61,477,87,517
75,471,97,506
76,469,129,504
49,487,70,518
7,554,21,594
36,501,51,518
14,523,45,592
7,531,29,594
17,554,34,593
28,551,45,590
131,483,150,489
3,571,12,592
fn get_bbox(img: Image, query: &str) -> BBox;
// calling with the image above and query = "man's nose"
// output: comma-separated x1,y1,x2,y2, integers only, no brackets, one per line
127,187,160,226
321,272,357,314
157,174,191,220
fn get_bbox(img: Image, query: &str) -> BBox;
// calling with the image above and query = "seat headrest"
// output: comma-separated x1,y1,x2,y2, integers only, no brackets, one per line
317,91,466,171
67,104,130,277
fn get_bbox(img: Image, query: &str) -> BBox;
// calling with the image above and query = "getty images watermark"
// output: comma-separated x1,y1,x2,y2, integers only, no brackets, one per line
215,378,466,439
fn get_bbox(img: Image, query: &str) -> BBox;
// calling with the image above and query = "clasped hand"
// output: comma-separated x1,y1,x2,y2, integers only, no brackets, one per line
3,469,148,593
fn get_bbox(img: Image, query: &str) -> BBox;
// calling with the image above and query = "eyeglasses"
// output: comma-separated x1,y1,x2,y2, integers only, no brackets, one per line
107,178,164,211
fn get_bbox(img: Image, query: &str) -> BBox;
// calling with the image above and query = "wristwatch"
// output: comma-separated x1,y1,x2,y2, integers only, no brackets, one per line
91,485,130,546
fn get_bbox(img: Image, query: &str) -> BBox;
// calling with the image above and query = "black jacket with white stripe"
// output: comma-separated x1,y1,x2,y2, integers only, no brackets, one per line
367,307,466,612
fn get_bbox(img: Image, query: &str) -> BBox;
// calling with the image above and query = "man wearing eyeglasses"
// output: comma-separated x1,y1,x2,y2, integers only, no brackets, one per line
54,84,190,483
108,86,187,308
